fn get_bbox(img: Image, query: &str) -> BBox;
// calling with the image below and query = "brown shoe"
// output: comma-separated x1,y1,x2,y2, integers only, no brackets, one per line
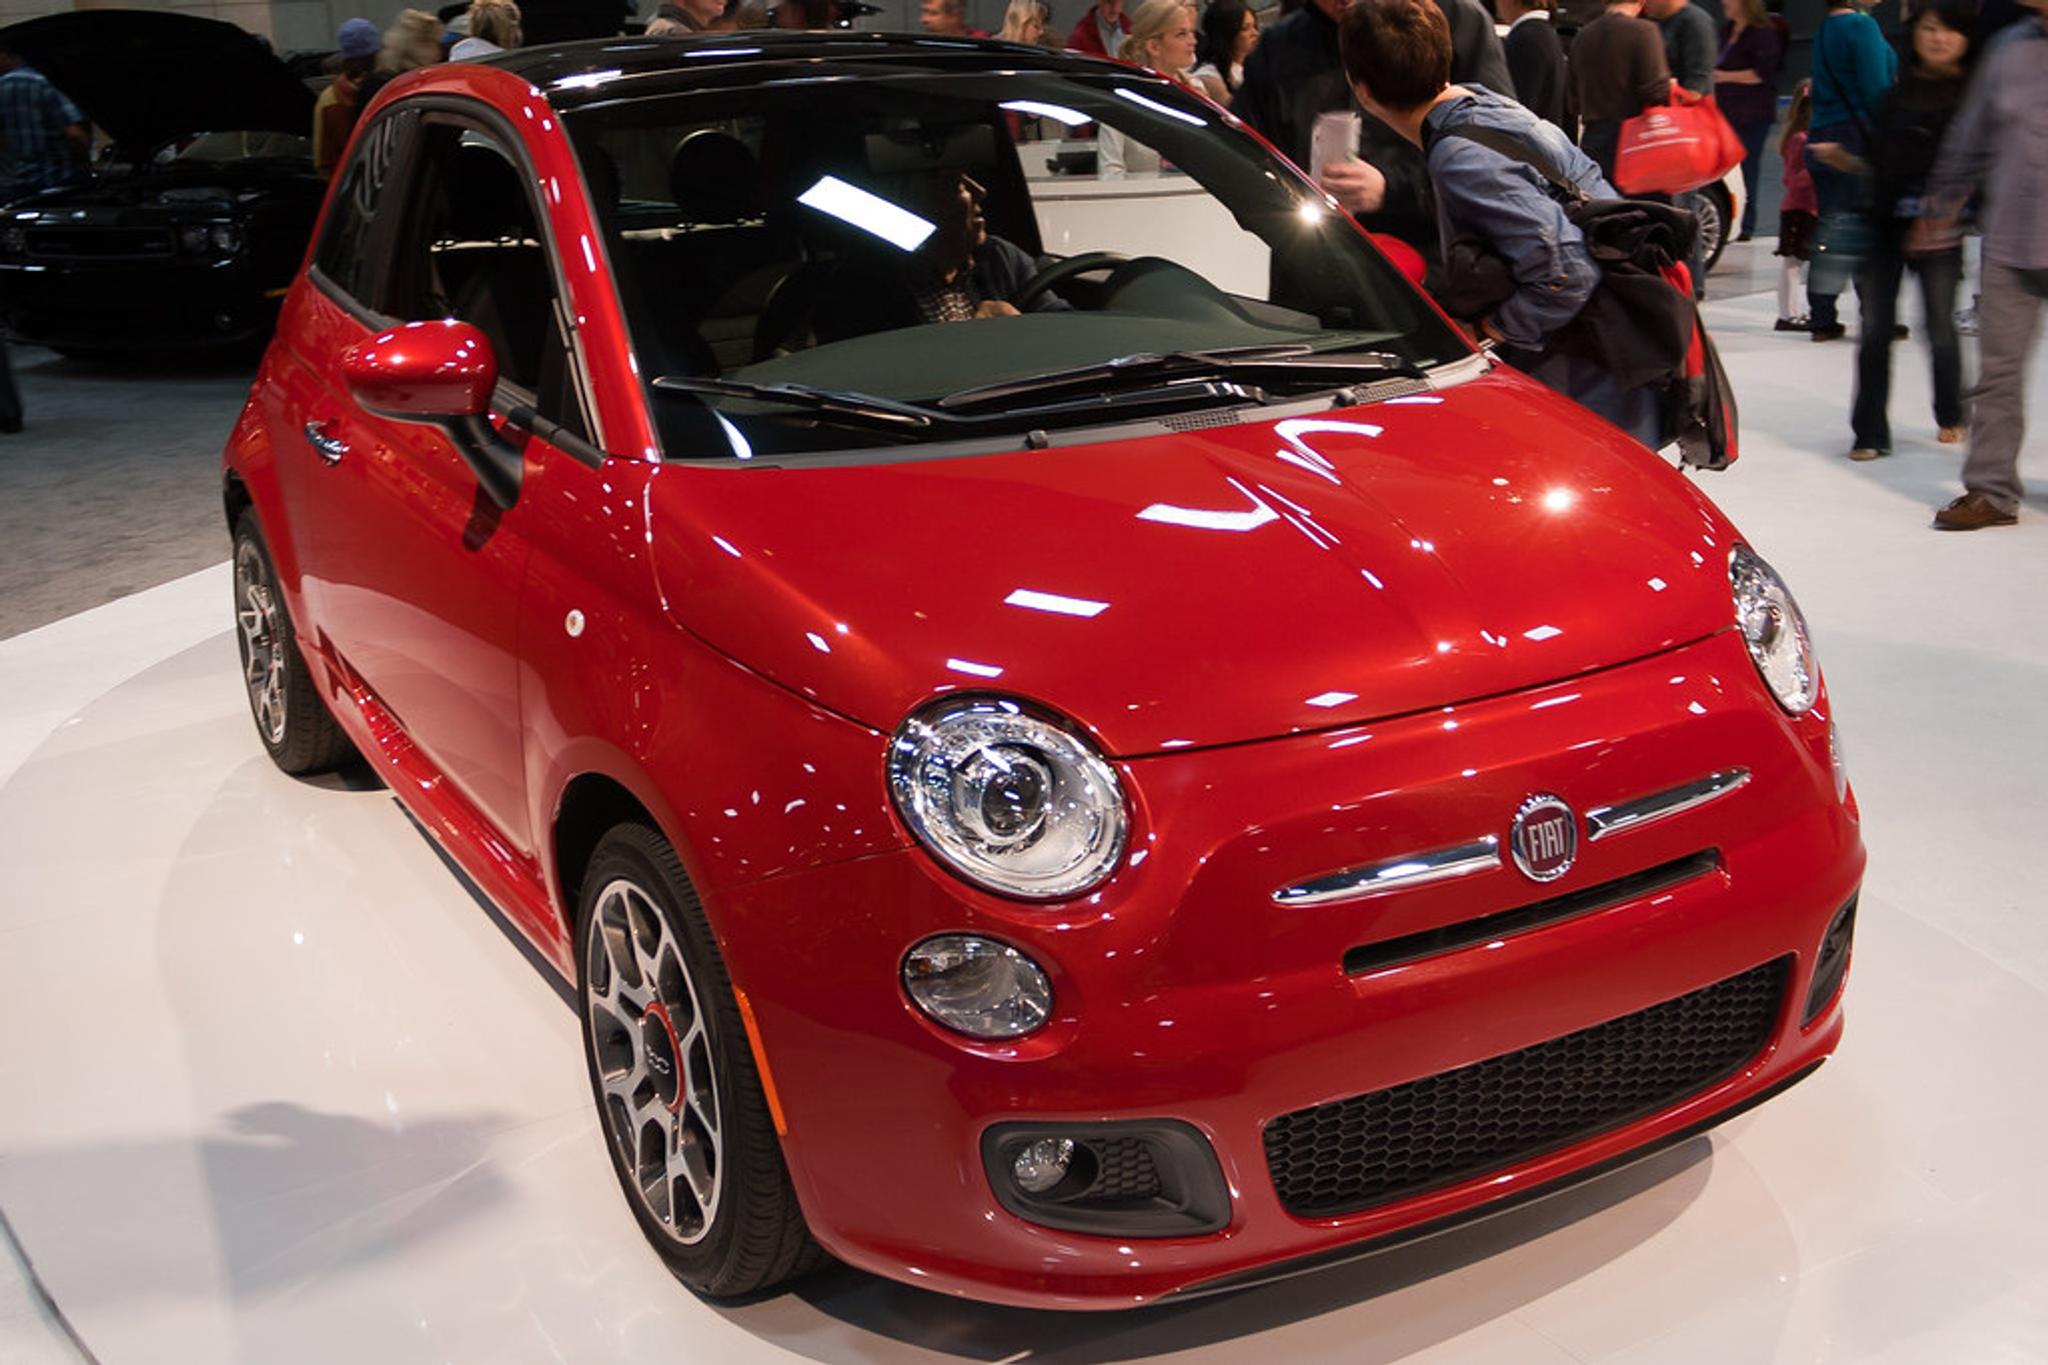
1849,447,1887,461
1933,493,2018,530
1938,425,1967,445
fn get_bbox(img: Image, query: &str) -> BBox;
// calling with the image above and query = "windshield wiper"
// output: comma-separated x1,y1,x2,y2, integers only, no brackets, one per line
651,374,953,431
938,345,1427,412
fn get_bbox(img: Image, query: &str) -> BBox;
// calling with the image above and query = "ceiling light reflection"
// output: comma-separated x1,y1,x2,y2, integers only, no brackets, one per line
1005,588,1109,618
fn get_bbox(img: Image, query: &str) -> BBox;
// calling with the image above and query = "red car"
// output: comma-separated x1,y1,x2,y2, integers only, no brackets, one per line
221,34,1863,1309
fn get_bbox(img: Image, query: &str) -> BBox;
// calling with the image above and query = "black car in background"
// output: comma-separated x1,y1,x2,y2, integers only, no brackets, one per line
0,10,324,354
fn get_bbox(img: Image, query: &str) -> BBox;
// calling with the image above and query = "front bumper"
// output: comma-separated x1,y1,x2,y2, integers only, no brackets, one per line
715,628,1863,1308
0,256,282,349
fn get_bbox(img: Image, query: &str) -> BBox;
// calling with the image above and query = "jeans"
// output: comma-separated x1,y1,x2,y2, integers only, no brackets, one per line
1582,121,1619,184
1851,235,1964,450
1962,260,2048,514
0,343,19,433
1513,345,1664,448
1731,118,1772,238
1805,122,1867,330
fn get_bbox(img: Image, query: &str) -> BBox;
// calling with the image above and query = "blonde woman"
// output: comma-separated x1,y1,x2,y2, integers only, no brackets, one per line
450,0,522,59
998,0,1051,45
356,9,442,111
1099,0,1199,178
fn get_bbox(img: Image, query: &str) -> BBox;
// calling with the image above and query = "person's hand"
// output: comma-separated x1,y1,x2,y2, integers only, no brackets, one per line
1318,158,1386,215
1669,80,1703,105
1907,216,1961,255
974,299,1021,319
1808,141,1865,174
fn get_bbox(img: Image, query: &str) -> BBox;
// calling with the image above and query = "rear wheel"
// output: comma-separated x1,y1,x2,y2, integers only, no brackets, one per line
1698,183,1733,275
231,513,355,774
577,823,824,1297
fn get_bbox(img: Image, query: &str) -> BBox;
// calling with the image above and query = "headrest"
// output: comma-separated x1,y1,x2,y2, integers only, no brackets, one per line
669,131,761,225
448,141,534,241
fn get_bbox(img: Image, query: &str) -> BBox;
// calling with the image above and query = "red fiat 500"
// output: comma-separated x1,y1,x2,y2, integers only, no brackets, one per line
221,35,1863,1309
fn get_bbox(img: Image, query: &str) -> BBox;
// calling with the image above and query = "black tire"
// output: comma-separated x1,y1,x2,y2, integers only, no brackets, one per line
576,823,825,1297
1699,183,1732,274
231,512,356,774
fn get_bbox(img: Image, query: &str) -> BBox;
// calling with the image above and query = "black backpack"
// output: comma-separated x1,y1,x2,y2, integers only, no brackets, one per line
1423,123,1739,470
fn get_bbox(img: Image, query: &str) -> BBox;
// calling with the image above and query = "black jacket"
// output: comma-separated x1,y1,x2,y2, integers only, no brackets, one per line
1504,17,1568,130
1869,69,1968,222
1235,0,1514,248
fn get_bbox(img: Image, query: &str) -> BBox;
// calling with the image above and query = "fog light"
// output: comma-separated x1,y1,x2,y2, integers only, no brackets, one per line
1012,1137,1074,1194
902,934,1052,1039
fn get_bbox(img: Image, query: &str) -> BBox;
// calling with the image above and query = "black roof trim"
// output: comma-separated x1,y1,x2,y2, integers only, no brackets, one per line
488,30,1133,107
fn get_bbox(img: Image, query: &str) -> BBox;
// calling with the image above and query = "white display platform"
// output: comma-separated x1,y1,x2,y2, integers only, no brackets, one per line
3,290,2047,1363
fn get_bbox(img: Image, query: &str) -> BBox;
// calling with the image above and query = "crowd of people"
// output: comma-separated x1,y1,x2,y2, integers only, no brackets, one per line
0,0,2040,524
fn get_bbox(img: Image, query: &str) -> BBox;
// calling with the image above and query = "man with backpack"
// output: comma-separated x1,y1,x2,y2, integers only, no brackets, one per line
1339,0,1695,448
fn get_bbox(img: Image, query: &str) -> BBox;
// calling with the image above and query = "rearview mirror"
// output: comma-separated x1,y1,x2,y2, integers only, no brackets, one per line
341,319,523,509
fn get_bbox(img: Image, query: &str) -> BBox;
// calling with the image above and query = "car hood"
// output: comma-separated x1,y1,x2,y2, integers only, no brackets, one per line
646,369,1740,756
0,11,314,152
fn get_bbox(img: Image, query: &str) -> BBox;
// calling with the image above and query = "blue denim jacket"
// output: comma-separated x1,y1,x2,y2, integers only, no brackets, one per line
1422,87,1612,351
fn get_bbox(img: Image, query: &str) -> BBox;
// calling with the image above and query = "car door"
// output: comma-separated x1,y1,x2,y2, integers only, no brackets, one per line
295,108,601,865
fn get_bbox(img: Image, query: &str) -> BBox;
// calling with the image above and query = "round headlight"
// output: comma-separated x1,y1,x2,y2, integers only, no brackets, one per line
208,223,243,255
177,224,210,253
0,226,24,255
902,934,1053,1039
887,698,1127,900
1729,544,1818,714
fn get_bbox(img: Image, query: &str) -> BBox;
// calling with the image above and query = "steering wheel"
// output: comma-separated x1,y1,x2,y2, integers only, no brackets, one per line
1012,251,1133,312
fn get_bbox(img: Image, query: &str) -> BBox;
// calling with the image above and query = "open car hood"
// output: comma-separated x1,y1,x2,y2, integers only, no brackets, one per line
647,368,1742,756
0,11,314,152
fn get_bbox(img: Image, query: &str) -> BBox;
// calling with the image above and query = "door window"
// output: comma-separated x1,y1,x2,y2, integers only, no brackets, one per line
314,112,407,308
387,120,587,435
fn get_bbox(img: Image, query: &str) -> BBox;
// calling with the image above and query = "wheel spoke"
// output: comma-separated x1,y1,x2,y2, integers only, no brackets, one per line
672,1112,717,1213
679,1018,719,1140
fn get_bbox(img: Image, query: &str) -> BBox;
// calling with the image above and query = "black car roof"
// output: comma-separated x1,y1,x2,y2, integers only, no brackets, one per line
489,30,1133,109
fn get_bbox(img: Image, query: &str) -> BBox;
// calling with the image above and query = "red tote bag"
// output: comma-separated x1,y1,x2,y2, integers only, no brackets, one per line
1614,95,1745,195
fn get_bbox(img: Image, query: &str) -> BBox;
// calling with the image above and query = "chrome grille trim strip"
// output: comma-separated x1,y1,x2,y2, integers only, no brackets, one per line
1585,768,1751,842
1272,837,1500,907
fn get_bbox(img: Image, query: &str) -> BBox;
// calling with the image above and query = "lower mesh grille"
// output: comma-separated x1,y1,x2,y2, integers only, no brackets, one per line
1264,958,1787,1218
1082,1137,1164,1201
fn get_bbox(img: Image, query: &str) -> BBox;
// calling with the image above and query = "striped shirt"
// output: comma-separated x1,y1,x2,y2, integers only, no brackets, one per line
1925,19,2048,269
0,65,86,200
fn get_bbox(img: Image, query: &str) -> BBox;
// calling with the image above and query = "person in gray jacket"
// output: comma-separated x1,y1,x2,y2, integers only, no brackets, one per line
1912,0,2048,529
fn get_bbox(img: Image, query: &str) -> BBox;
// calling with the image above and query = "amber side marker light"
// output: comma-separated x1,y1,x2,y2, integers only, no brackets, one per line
732,985,789,1137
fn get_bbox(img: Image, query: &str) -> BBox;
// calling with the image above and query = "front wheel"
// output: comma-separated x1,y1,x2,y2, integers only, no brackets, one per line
577,823,824,1297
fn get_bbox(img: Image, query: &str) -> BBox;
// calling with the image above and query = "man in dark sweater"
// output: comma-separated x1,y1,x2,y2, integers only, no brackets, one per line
1235,0,1514,253
1571,0,1671,179
1646,0,1717,95
1501,0,1569,128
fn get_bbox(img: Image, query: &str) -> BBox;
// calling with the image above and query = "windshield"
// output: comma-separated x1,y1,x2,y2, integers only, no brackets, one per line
155,131,314,164
564,70,1465,459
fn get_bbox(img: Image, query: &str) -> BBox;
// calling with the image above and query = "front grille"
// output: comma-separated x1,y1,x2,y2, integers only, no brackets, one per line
1264,957,1787,1218
24,226,175,260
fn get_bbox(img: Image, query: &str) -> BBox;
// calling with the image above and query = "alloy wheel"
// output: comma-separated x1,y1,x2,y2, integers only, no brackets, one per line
234,538,287,746
585,876,724,1245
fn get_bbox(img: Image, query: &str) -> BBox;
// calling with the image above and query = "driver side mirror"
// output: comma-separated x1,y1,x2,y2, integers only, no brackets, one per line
342,319,523,509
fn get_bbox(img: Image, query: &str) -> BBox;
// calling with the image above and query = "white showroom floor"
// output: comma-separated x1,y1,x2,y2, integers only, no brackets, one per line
3,287,2048,1364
